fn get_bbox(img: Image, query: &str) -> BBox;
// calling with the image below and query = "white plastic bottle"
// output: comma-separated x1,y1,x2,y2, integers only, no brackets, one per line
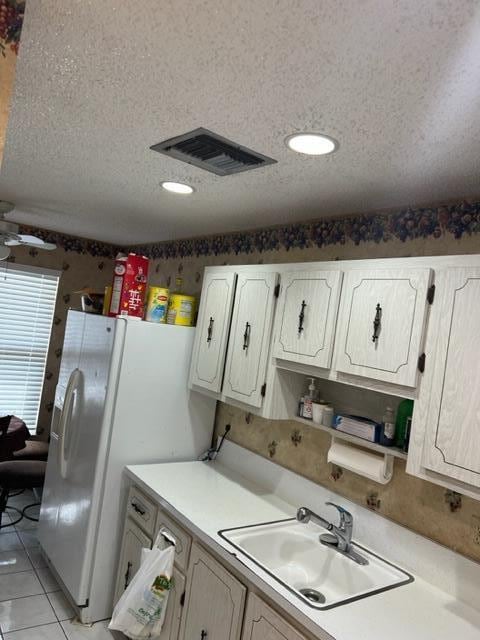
380,406,396,446
302,378,317,420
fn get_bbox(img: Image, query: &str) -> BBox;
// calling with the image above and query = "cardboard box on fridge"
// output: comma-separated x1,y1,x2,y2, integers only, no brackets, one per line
108,253,149,318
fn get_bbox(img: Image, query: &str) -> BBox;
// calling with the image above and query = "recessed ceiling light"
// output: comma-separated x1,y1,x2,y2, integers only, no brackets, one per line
161,181,194,194
285,133,338,156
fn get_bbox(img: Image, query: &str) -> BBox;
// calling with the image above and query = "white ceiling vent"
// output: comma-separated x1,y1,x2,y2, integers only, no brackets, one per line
150,128,277,176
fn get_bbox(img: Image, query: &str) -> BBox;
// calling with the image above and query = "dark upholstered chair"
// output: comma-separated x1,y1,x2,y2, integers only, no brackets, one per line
0,460,46,528
13,436,49,462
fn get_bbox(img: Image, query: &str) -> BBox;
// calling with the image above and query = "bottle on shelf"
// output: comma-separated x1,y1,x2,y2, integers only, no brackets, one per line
298,396,305,418
379,406,396,446
302,378,317,420
395,399,414,448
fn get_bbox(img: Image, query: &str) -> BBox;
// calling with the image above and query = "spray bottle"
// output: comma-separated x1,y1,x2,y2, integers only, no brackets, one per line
302,378,317,420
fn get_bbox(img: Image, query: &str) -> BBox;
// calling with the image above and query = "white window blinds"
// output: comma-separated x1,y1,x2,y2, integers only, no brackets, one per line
0,263,60,432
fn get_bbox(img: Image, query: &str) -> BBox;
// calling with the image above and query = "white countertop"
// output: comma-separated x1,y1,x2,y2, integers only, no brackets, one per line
126,442,480,640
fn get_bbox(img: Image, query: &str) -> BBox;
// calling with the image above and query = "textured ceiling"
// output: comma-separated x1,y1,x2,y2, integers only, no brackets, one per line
0,0,479,244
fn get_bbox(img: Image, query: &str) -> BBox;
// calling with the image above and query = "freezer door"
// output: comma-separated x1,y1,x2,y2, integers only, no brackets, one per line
38,314,116,606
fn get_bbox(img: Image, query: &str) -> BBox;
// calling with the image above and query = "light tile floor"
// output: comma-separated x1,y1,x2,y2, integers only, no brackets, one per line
0,491,122,640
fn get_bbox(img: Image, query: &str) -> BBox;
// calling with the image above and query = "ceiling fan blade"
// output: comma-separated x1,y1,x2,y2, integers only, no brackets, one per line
0,246,11,260
7,234,57,250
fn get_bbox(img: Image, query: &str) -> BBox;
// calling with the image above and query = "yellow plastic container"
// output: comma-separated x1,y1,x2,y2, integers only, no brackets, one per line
145,287,169,323
166,294,196,326
102,286,112,316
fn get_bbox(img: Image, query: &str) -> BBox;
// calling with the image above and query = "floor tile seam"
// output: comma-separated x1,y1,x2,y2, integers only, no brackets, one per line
2,620,66,637
46,590,72,625
0,587,47,604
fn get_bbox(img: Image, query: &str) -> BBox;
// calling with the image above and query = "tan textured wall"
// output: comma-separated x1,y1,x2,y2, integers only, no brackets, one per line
146,232,480,563
0,47,16,167
5,245,114,434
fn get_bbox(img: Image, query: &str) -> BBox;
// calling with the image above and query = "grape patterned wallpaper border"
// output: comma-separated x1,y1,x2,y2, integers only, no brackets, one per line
14,198,480,260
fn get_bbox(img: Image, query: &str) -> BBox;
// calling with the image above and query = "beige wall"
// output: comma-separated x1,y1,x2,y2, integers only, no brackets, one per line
144,228,480,564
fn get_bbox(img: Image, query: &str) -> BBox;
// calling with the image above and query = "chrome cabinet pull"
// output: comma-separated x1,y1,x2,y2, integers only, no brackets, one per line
298,300,307,335
124,561,132,590
243,322,251,350
372,303,382,343
207,317,214,343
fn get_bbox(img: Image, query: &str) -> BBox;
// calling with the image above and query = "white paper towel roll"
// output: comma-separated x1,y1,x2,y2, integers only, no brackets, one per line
327,439,393,484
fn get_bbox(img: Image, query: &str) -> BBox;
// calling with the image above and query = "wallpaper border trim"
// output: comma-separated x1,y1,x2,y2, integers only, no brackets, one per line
17,199,480,259
130,200,480,259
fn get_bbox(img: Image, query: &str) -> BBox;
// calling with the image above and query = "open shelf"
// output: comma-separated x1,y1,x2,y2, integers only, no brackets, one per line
292,416,408,460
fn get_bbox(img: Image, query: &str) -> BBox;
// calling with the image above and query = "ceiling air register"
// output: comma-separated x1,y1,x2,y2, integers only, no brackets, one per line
150,128,277,176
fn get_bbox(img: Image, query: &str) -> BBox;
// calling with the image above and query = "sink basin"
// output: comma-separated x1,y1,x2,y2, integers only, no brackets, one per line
219,518,412,609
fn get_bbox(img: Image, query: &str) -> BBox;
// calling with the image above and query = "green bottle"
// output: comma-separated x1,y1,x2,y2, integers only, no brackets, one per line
395,399,414,448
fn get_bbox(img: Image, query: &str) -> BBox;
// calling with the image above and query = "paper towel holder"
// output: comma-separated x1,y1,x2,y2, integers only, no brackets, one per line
328,437,394,484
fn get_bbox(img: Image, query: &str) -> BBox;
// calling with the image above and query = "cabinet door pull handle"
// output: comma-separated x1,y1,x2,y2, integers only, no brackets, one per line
207,317,214,343
124,561,132,590
131,501,146,516
243,322,251,350
372,303,382,343
298,300,307,335
200,631,208,640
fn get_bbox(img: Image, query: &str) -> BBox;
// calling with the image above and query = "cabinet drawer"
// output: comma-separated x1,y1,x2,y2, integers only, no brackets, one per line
155,509,192,573
127,486,158,537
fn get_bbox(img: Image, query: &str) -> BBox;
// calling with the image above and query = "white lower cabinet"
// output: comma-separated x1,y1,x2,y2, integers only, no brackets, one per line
113,517,152,606
180,543,246,640
160,567,186,640
116,487,317,640
241,594,307,640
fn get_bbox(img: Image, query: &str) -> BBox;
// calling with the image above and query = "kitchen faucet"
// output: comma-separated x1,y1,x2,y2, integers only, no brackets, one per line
297,502,368,566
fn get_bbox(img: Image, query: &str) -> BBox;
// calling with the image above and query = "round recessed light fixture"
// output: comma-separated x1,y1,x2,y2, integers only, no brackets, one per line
285,133,338,156
161,181,194,195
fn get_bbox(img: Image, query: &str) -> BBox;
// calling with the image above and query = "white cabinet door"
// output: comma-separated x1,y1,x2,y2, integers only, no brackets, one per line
113,518,152,606
159,568,185,640
273,270,342,368
223,272,278,408
242,593,307,640
335,268,432,387
190,272,236,393
422,268,480,488
180,544,246,640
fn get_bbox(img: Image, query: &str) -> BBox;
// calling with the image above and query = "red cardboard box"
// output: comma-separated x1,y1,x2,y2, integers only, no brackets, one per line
108,253,149,318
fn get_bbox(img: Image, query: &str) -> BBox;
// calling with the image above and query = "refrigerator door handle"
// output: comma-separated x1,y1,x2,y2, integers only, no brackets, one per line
57,368,82,480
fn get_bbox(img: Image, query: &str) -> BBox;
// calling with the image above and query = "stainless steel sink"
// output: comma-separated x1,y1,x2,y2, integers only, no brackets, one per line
219,518,413,609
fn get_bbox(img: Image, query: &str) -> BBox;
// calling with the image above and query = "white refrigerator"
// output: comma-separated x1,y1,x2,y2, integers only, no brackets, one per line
38,310,216,623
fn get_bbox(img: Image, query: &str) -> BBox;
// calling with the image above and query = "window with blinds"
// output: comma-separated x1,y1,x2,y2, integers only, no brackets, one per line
0,263,60,432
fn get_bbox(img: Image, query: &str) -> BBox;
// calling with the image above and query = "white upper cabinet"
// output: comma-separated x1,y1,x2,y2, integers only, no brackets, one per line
422,268,480,488
335,268,432,387
273,269,343,369
223,272,278,408
190,271,236,393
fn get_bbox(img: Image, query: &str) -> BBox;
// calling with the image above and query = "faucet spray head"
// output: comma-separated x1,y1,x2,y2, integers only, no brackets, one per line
296,507,311,524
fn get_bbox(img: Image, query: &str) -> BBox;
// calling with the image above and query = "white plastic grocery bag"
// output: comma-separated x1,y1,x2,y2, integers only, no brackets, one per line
109,530,176,639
